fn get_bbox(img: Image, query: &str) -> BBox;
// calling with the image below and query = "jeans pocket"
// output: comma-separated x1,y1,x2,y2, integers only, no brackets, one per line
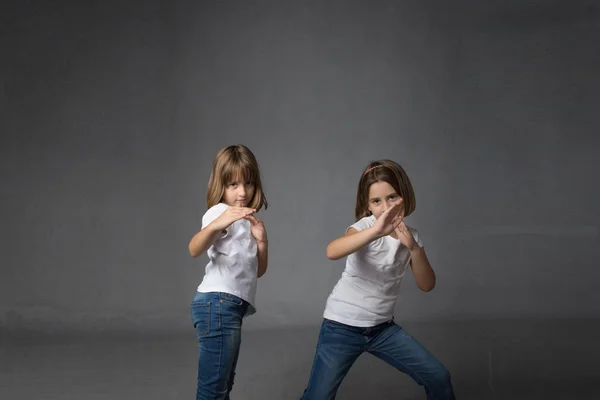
191,301,211,338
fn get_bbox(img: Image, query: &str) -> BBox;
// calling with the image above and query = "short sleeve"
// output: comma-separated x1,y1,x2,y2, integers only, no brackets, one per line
410,227,425,248
346,216,375,233
201,203,229,230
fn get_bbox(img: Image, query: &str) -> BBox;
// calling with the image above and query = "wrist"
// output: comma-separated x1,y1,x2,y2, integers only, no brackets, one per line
207,219,224,233
256,239,268,245
209,224,227,238
409,244,422,254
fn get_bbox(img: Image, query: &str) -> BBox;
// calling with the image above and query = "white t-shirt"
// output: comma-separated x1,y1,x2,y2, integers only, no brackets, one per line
323,215,424,327
196,203,258,316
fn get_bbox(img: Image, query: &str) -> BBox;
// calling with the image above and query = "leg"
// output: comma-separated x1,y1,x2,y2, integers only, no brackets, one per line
367,323,455,400
301,319,366,400
191,292,248,400
222,294,246,400
224,332,242,400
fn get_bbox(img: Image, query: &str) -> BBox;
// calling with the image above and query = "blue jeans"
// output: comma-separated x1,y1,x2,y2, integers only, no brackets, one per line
191,291,249,400
301,318,455,400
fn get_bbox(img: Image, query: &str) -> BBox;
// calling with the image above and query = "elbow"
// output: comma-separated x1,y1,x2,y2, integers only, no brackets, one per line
257,266,267,278
419,279,436,292
189,245,199,258
326,245,341,260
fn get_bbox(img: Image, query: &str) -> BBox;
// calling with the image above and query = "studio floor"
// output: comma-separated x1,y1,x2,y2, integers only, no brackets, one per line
1,319,598,400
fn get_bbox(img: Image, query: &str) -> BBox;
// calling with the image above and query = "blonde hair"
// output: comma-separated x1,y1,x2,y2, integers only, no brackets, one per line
206,145,268,211
354,159,416,221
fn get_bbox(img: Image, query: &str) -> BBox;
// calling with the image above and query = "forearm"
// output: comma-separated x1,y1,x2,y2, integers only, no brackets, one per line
326,227,379,260
188,224,223,258
257,241,268,278
410,246,436,292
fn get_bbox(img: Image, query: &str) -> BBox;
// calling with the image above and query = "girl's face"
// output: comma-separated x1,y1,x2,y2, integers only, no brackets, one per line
223,172,255,207
367,181,403,219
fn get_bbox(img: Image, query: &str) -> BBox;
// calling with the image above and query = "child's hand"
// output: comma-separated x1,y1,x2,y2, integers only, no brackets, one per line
394,218,418,251
373,201,403,237
244,215,268,244
211,206,256,232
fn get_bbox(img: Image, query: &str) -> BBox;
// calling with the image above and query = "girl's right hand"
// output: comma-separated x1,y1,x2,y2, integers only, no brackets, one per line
373,202,403,237
210,206,256,232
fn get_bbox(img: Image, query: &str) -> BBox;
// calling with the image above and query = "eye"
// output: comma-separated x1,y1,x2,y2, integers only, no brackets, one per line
389,195,397,200
229,183,238,188
246,182,255,187
372,200,380,204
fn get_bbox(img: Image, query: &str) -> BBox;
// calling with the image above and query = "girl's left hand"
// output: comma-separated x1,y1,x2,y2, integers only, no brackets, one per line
394,217,417,251
245,215,268,244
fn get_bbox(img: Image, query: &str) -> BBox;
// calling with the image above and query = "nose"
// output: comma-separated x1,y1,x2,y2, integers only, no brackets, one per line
238,185,246,197
383,199,398,211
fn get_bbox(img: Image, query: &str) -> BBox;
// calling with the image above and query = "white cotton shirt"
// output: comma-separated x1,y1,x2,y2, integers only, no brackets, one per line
196,203,258,316
323,215,424,327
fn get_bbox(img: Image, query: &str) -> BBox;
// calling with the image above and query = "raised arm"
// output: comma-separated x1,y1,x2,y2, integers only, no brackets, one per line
188,223,224,258
393,220,436,292
326,227,379,260
189,206,256,258
327,204,402,260
409,247,436,292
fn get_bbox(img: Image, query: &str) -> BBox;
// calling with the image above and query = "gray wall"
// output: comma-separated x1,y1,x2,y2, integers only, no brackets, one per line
2,0,599,335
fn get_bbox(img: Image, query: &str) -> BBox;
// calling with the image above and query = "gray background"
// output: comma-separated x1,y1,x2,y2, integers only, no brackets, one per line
2,0,600,398
3,0,599,335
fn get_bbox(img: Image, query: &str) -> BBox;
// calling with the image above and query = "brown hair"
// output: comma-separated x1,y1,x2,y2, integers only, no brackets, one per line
354,159,416,221
206,144,268,211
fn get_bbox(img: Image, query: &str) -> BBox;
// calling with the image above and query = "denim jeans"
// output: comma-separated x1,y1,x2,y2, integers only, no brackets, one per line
191,291,249,400
301,318,456,400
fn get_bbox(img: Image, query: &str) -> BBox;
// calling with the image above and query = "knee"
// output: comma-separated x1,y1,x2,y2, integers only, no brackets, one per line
430,365,452,387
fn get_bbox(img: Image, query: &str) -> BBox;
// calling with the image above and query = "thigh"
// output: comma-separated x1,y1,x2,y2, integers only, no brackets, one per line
191,292,246,400
301,319,365,400
367,323,450,387
191,292,247,338
217,293,248,393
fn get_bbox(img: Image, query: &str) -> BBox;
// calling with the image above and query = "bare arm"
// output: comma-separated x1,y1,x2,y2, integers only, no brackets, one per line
257,240,268,278
243,215,268,278
409,246,436,292
392,215,436,292
188,223,224,258
189,206,256,258
327,205,404,260
326,227,380,260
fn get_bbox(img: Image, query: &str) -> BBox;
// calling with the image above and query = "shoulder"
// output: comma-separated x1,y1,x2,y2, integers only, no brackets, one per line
347,215,376,233
201,203,229,228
